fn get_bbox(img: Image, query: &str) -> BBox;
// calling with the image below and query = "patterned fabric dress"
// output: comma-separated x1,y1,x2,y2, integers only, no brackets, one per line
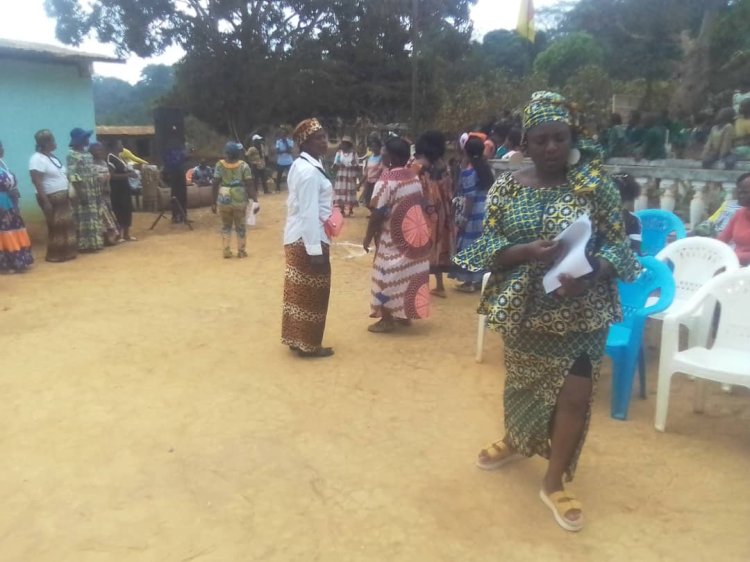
416,159,455,273
453,171,639,480
370,167,431,320
214,159,252,253
448,165,487,284
0,166,33,272
333,150,360,211
92,160,120,244
68,149,103,251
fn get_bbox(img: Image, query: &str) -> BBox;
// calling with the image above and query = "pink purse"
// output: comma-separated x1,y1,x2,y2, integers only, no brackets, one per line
324,207,344,238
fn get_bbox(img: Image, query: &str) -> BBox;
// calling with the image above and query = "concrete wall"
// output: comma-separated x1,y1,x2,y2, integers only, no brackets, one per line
0,57,97,217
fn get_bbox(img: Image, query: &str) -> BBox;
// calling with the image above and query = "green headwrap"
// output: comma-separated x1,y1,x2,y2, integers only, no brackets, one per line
523,90,605,194
523,91,572,130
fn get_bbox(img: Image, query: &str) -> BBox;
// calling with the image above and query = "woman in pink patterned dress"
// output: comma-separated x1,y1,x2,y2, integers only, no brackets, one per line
364,137,431,333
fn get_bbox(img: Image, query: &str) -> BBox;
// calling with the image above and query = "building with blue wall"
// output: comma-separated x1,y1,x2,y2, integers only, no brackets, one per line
0,39,120,214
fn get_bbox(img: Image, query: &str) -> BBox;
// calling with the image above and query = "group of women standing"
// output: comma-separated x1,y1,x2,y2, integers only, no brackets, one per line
0,128,136,272
32,129,136,262
282,91,641,532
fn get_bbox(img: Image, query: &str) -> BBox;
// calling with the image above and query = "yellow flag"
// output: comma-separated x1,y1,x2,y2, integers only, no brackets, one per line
517,0,536,43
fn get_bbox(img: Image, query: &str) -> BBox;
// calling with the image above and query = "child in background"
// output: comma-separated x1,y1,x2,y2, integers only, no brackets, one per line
360,137,383,208
499,129,523,161
613,174,642,254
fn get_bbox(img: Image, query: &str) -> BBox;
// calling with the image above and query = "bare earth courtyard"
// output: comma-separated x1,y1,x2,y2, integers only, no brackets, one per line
2,196,749,561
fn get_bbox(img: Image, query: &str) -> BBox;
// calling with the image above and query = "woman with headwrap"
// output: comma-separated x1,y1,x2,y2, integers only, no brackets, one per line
0,140,34,272
211,142,256,259
281,118,334,358
89,142,121,245
29,129,78,262
68,128,104,252
454,92,639,532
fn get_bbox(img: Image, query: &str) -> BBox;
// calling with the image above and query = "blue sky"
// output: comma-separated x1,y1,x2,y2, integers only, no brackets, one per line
2,0,562,83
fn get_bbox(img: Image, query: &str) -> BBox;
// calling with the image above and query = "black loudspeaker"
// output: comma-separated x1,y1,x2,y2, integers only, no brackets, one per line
153,107,185,161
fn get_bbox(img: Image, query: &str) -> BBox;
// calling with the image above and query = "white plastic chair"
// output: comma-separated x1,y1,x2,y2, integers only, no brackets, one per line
654,268,750,432
653,238,740,393
652,237,740,322
476,272,491,363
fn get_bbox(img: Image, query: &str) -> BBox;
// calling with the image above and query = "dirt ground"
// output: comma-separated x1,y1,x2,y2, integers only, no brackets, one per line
2,195,750,562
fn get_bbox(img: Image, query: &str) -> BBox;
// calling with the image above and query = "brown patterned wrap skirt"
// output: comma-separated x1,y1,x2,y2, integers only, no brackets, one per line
281,240,331,353
38,191,78,262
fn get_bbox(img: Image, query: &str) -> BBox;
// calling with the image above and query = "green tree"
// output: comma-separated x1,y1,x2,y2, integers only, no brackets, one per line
533,33,604,87
479,30,533,77
93,65,175,125
46,0,477,134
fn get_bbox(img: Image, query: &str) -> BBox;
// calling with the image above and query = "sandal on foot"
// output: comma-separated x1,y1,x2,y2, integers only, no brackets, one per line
456,283,476,293
237,250,248,258
430,289,447,298
539,489,584,532
297,347,334,358
223,249,233,259
368,319,395,333
476,440,522,470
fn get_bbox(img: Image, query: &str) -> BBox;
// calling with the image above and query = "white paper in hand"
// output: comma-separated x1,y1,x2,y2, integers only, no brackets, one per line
542,214,593,294
245,202,260,226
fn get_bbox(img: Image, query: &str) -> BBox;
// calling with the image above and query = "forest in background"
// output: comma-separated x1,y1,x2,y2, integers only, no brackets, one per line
66,0,750,136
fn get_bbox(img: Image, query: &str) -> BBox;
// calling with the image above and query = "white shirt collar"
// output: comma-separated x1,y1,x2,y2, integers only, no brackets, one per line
299,151,323,166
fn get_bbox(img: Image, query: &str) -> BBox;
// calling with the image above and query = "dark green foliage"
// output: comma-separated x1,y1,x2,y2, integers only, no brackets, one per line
93,65,175,125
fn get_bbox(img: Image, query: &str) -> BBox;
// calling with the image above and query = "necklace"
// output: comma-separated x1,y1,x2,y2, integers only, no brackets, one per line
43,153,63,169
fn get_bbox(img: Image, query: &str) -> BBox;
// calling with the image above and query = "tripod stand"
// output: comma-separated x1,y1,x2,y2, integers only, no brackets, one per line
149,195,194,231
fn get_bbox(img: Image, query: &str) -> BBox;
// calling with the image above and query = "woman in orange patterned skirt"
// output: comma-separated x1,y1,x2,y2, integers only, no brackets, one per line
413,131,455,298
364,137,431,333
0,141,33,273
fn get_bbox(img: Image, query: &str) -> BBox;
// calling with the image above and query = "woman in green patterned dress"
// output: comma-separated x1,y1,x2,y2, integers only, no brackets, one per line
67,128,103,252
454,92,639,532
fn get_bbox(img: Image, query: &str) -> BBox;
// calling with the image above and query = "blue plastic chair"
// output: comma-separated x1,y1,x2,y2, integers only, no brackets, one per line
634,209,687,256
605,256,675,420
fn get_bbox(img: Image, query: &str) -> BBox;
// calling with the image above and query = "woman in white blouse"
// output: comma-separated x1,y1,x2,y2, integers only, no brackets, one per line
281,118,335,358
29,130,78,262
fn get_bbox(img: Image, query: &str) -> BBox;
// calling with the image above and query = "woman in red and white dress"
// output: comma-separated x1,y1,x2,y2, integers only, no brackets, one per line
364,137,431,333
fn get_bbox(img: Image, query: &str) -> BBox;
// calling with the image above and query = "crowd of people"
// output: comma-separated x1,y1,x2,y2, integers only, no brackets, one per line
277,90,750,533
600,99,750,166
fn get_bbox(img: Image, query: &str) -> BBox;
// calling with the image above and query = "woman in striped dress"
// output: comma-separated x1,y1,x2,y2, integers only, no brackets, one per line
364,137,431,333
449,135,495,291
332,136,360,216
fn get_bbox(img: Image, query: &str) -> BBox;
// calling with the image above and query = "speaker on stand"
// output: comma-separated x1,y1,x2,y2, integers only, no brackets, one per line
152,107,191,227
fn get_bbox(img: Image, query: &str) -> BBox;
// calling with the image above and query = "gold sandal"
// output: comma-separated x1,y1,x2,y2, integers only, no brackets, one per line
539,489,584,532
475,440,521,470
